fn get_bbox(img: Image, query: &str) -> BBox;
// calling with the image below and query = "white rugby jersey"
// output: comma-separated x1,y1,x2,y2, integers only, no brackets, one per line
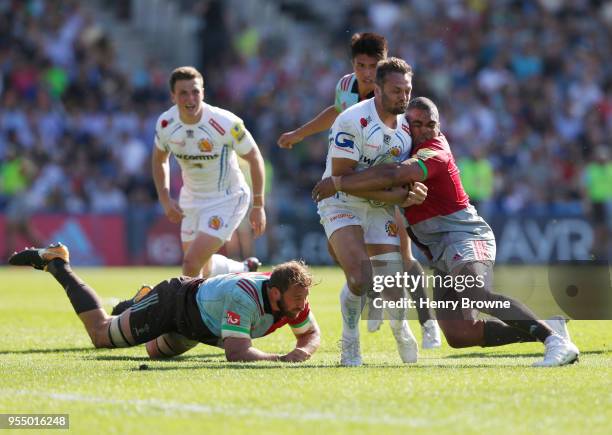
322,98,412,205
154,104,255,207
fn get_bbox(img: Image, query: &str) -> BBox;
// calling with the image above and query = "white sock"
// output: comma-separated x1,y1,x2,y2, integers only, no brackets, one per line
340,283,361,339
370,252,413,334
210,254,246,277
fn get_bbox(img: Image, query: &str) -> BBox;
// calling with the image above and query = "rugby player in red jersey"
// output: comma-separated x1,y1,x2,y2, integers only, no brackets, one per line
313,97,579,367
278,32,440,349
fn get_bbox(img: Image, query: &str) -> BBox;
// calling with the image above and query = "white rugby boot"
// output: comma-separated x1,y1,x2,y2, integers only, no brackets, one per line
533,334,579,367
390,320,418,363
340,336,363,367
545,316,570,341
421,319,442,349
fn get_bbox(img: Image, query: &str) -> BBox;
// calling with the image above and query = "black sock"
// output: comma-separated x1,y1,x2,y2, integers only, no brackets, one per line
456,262,553,343
482,318,538,347
47,259,103,314
479,293,553,343
406,261,433,325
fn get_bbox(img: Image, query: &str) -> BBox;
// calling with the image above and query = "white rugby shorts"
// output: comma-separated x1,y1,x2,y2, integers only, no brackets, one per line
318,201,401,246
180,188,250,243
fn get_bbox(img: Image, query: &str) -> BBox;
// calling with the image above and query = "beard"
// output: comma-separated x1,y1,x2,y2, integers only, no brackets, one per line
382,94,407,115
277,297,299,319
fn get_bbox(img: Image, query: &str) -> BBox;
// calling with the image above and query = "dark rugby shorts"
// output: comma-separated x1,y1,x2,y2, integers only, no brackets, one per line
128,277,220,346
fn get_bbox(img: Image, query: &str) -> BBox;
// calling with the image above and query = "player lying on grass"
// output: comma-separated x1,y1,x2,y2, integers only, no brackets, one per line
8,244,320,363
313,97,579,367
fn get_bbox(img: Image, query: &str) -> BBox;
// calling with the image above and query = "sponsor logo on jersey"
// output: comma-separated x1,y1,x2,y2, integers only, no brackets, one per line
186,129,194,138
174,153,219,161
198,138,213,152
161,119,169,128
230,123,246,142
226,311,241,325
208,215,223,230
334,132,355,149
385,221,399,237
329,212,356,222
360,156,375,165
360,117,368,127
416,147,438,160
208,118,226,135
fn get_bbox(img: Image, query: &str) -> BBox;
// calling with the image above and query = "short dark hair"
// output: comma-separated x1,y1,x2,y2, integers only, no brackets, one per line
375,57,413,86
351,32,388,60
169,66,204,92
408,97,439,118
269,260,313,293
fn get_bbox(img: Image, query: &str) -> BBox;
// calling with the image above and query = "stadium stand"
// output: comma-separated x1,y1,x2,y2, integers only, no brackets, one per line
0,0,610,263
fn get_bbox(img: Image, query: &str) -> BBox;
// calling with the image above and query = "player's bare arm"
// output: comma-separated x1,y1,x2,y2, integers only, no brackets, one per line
350,186,411,205
282,315,321,363
240,146,267,237
151,146,184,223
223,337,282,362
313,159,425,201
278,105,339,149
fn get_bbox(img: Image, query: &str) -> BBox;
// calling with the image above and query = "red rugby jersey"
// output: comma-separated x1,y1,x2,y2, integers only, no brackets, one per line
404,134,470,225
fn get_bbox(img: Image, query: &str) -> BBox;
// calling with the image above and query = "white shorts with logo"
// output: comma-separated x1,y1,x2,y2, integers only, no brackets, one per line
180,188,250,243
318,200,400,246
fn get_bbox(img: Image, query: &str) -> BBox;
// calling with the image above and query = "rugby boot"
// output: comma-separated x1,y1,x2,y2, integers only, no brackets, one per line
533,334,579,367
421,319,442,349
545,316,570,341
8,242,69,271
390,320,418,363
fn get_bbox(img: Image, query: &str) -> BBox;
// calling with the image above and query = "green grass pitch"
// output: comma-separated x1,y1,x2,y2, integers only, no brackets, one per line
0,266,610,434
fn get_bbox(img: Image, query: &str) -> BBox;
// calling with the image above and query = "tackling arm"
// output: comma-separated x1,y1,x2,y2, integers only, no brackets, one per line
350,186,410,205
313,159,426,201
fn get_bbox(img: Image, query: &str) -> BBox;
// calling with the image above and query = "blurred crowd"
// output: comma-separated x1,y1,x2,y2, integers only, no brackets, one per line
0,0,610,236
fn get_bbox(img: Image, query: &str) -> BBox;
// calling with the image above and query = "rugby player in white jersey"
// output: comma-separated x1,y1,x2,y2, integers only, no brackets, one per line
278,33,441,349
152,66,266,278
317,58,424,366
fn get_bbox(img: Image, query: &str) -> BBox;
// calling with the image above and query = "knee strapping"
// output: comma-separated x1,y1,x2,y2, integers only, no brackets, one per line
107,316,131,348
370,252,406,321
